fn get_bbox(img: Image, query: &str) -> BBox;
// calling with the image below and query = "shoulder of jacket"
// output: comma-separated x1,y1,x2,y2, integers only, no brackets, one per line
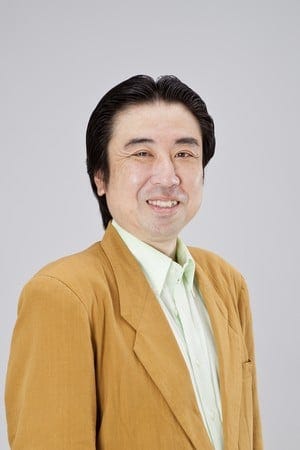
189,247,250,332
188,246,245,291
21,241,113,314
35,241,105,276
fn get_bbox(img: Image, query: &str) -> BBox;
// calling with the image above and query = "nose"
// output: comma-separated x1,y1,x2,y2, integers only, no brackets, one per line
150,156,180,187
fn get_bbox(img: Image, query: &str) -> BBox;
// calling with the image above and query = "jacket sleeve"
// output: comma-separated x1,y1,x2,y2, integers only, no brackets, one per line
5,275,97,450
238,277,264,450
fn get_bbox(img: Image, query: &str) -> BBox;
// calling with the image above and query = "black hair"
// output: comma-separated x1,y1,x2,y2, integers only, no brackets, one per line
86,74,215,228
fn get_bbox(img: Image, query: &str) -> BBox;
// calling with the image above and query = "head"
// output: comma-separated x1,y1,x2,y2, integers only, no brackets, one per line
86,75,215,232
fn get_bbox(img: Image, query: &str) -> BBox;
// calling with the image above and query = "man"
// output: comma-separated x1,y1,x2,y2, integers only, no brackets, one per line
5,75,263,449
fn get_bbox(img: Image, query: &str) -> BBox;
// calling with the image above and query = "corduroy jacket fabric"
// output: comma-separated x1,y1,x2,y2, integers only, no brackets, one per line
5,223,263,449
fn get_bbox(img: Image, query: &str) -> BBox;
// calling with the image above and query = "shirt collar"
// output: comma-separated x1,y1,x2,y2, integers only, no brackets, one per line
175,238,195,291
112,220,195,295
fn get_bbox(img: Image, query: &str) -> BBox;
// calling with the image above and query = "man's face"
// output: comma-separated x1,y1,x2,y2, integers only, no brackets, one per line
94,101,204,256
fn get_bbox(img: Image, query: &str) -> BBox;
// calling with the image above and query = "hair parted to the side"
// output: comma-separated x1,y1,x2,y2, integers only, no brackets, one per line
86,74,216,229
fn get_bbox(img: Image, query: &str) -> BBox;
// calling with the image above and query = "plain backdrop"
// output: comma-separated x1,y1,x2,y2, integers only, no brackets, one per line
1,1,299,448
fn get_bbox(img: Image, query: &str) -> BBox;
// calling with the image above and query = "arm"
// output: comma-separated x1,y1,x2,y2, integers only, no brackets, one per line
238,277,264,450
5,275,97,450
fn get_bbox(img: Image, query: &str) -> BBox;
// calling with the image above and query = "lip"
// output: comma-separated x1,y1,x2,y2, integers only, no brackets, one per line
146,199,180,215
146,196,181,202
147,199,179,206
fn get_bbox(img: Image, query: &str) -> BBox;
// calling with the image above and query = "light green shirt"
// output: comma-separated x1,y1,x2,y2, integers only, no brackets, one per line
112,220,223,450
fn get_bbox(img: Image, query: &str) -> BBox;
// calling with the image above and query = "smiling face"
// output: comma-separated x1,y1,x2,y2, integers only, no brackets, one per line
94,101,204,256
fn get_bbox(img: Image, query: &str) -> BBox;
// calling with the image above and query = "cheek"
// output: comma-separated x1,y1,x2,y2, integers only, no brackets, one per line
184,168,203,190
186,172,204,207
126,165,151,191
129,173,145,187
110,164,142,188
194,172,204,186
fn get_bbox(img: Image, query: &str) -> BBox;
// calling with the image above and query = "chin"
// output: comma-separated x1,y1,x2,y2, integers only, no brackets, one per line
148,223,184,239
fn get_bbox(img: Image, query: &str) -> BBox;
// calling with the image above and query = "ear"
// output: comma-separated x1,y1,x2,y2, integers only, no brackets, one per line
94,171,106,196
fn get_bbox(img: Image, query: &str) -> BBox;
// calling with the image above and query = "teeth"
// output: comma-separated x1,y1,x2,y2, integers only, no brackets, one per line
148,200,178,208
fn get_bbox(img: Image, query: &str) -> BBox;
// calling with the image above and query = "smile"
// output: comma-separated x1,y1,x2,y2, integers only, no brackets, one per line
147,199,179,208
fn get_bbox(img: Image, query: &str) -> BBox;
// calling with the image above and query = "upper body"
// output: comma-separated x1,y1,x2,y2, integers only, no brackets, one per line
5,74,263,449
5,223,262,449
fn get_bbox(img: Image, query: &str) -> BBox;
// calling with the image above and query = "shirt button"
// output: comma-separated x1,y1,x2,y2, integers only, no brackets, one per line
195,359,200,367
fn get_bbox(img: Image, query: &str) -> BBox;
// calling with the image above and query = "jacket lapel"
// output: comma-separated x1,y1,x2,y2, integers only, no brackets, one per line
101,225,213,449
133,290,213,450
193,260,243,450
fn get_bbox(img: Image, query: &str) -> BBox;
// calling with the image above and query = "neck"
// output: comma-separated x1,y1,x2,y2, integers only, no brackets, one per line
111,220,178,259
145,239,177,259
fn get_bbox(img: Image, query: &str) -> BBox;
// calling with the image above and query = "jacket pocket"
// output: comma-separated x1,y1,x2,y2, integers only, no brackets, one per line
242,359,253,378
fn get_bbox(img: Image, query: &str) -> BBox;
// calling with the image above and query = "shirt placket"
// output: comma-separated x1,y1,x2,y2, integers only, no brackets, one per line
172,276,223,450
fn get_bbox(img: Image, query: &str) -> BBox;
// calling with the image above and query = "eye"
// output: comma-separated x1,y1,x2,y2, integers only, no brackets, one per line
175,150,201,159
133,150,152,157
175,151,193,158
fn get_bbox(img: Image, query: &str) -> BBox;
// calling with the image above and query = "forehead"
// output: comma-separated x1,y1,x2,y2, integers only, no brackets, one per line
110,101,202,143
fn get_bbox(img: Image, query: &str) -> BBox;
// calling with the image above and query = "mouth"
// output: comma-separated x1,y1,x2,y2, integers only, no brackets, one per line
146,199,179,208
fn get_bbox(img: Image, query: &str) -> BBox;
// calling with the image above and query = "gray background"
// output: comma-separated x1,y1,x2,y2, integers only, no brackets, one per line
1,1,299,448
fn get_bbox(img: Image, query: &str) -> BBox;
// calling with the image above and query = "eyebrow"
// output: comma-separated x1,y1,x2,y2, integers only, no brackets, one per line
124,138,155,148
124,137,201,148
174,137,201,147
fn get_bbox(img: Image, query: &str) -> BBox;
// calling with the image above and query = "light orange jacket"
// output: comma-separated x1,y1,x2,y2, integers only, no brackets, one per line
5,223,263,449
